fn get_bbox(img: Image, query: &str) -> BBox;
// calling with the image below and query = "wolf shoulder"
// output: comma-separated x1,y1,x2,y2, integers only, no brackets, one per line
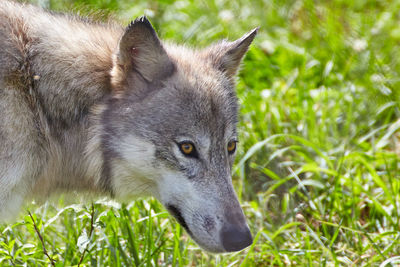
0,1,122,123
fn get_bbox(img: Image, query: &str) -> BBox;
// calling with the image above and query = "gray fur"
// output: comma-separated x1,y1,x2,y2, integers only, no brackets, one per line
0,0,257,253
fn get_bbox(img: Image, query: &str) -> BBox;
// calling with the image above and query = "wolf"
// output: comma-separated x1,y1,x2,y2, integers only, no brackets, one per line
0,0,257,253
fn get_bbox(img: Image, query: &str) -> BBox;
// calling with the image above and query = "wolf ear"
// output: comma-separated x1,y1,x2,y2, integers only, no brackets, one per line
206,27,258,78
116,16,174,83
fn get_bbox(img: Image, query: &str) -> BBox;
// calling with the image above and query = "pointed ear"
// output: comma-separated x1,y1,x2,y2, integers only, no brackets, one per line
205,27,258,78
116,16,174,83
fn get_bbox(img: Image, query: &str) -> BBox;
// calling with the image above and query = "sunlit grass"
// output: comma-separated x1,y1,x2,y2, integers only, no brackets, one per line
1,0,399,265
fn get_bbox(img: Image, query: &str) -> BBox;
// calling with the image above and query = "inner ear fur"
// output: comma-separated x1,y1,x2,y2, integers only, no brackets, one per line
112,16,175,91
204,27,259,78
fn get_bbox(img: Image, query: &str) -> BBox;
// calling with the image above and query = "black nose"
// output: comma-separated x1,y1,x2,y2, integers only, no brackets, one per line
220,224,253,252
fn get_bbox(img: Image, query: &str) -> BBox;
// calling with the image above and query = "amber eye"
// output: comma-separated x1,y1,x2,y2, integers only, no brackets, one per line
227,140,237,154
178,142,198,158
181,143,193,154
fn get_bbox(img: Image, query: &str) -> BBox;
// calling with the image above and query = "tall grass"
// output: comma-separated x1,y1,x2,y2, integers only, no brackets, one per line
1,0,399,265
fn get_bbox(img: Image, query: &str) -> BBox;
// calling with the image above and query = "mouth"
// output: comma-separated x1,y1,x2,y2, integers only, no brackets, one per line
166,204,192,235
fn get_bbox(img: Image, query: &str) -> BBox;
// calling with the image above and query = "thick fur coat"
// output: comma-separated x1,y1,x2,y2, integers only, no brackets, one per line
0,0,257,252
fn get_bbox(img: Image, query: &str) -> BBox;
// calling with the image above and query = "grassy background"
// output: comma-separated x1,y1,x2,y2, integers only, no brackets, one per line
1,0,400,266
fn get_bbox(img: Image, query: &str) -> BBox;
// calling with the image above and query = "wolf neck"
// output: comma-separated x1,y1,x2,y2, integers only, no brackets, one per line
24,15,123,197
28,18,122,127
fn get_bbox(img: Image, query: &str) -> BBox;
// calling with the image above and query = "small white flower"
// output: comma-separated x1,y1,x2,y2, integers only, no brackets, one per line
261,89,271,99
370,74,384,83
144,9,155,18
352,39,367,52
77,230,90,253
260,40,276,54
219,10,234,22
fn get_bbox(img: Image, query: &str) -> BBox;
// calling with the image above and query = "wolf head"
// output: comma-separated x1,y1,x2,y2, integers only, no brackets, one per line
101,17,257,253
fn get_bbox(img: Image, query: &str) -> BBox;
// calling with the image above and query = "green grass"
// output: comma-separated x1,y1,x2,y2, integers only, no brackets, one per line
1,0,400,265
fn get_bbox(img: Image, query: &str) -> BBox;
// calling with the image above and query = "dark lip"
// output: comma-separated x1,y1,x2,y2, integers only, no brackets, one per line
166,204,192,235
166,205,228,253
